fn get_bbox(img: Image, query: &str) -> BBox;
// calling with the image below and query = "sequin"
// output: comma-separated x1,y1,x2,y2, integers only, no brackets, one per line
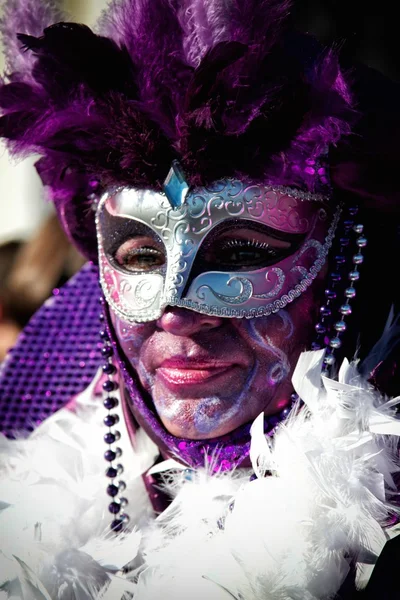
0,264,101,437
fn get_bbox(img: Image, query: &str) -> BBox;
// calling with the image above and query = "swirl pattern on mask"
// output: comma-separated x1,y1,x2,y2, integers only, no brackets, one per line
97,183,340,322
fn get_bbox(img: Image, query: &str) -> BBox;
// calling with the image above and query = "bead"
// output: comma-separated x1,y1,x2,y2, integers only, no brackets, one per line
106,467,118,479
114,431,121,442
290,392,299,401
118,480,126,492
330,272,342,282
348,270,360,281
320,306,331,317
120,513,130,524
104,432,116,444
345,287,356,299
103,396,119,410
323,355,336,365
101,346,114,358
105,449,117,462
353,254,364,265
315,323,326,334
99,313,105,321
119,497,129,508
325,289,337,300
117,463,124,475
311,342,322,351
99,330,109,340
115,447,122,458
103,380,118,392
330,337,342,349
353,224,364,234
104,414,119,427
343,219,354,229
280,408,290,418
102,363,117,375
348,207,358,216
356,237,367,248
111,519,124,532
107,484,119,497
183,468,193,481
340,304,352,315
334,321,347,332
334,255,346,264
339,237,350,246
109,502,121,515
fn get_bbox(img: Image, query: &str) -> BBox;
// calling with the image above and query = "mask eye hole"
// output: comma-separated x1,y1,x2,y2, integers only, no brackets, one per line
99,206,167,273
197,222,306,272
114,237,166,272
207,235,290,270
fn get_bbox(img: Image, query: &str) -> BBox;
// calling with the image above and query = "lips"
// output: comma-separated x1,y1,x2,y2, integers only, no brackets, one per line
156,357,238,390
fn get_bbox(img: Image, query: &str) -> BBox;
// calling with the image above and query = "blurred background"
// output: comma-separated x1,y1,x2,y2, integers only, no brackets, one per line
0,0,108,359
0,0,398,359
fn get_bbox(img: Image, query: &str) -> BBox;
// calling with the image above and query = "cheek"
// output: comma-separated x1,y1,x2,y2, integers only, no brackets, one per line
112,314,155,365
241,312,293,386
233,280,324,387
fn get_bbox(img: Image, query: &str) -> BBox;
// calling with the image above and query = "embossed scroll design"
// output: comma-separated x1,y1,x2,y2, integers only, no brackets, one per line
96,181,336,323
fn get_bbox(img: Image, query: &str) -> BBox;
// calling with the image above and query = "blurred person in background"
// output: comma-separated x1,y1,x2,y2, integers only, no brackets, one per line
0,1,399,599
0,0,105,360
0,215,85,360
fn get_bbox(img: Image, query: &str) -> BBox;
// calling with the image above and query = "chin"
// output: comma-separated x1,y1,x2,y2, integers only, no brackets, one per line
155,393,249,440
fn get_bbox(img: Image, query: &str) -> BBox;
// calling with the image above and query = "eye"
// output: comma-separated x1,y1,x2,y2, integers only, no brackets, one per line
201,227,301,271
114,237,166,272
215,238,282,268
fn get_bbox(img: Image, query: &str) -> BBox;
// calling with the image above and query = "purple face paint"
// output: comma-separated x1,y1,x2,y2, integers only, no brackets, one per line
112,261,324,441
107,179,331,440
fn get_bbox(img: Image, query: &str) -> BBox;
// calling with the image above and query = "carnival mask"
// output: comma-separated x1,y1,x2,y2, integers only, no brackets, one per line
96,177,339,323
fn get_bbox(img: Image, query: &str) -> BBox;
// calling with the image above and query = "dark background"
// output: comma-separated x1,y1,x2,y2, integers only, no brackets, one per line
291,1,398,81
291,2,399,379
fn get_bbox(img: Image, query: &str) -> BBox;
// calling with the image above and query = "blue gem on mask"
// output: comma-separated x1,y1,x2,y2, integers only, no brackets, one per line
163,160,190,209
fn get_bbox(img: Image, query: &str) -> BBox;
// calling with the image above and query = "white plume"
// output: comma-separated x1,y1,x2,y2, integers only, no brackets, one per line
1,351,400,599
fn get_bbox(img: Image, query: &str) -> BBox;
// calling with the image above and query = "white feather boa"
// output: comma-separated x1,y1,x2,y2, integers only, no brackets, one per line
1,350,400,600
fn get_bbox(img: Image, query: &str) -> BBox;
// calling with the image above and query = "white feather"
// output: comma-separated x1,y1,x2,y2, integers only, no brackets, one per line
1,351,400,599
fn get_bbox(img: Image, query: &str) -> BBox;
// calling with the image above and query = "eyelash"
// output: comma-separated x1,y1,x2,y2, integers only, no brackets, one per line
219,238,279,255
122,247,161,258
116,246,165,270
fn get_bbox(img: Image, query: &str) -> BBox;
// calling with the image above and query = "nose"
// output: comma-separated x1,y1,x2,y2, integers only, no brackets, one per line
156,307,224,336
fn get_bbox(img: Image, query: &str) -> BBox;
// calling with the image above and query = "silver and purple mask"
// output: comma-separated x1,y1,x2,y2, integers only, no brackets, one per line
96,176,340,323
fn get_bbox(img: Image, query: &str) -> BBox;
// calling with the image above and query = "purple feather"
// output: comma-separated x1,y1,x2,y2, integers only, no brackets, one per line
0,0,358,256
176,0,292,67
0,0,64,78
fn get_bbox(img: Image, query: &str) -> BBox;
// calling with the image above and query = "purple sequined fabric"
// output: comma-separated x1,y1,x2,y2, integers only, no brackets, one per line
0,264,101,437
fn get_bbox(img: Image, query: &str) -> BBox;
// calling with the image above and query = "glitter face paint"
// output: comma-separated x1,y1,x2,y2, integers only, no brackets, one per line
107,184,331,440
111,280,323,439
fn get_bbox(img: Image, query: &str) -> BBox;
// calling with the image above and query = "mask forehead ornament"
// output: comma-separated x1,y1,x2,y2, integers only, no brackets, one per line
163,160,190,210
96,164,340,323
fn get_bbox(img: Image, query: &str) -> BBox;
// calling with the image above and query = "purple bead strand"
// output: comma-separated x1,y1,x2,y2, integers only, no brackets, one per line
323,210,366,374
100,304,130,532
311,206,365,376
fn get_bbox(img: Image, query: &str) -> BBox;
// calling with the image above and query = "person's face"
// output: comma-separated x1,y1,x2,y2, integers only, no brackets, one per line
111,282,324,439
101,185,333,440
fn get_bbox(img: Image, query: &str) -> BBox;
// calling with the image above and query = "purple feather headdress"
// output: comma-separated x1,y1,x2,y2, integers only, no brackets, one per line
1,0,396,258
